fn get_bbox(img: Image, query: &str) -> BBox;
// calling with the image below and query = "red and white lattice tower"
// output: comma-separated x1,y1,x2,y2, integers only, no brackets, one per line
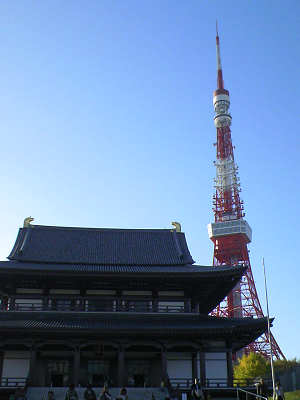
207,26,285,359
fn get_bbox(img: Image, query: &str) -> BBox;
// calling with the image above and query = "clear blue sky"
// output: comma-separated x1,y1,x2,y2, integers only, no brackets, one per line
0,1,299,359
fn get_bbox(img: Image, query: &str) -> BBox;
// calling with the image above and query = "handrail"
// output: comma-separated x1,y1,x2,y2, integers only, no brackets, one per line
2,302,186,313
237,388,268,400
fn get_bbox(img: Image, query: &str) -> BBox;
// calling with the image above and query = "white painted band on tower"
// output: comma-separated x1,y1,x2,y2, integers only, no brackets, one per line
208,219,252,243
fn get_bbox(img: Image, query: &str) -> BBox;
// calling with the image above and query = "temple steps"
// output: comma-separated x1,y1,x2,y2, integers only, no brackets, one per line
26,387,169,400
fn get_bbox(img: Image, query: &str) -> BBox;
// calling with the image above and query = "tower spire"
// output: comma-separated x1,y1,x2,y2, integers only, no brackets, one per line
216,22,224,90
208,25,285,360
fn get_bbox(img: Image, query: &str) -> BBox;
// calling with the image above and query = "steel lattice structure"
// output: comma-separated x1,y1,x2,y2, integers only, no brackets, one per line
207,27,285,360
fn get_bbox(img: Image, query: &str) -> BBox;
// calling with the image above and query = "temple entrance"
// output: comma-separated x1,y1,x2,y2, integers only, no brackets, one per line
48,360,70,387
51,374,64,387
88,360,110,386
127,360,150,387
133,374,145,387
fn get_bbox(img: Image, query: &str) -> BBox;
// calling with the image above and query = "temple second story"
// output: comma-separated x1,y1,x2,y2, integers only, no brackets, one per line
0,221,246,315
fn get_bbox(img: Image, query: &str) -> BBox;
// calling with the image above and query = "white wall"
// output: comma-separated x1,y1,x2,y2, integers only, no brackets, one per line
167,353,192,379
205,352,227,386
2,351,30,379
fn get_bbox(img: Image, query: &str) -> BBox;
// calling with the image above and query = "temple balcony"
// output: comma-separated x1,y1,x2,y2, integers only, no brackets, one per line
0,299,192,314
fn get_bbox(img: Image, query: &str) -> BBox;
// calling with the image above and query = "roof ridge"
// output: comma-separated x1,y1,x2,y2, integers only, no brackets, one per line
28,225,181,232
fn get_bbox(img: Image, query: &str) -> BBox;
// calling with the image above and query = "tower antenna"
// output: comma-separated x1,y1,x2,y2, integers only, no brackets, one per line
207,26,285,359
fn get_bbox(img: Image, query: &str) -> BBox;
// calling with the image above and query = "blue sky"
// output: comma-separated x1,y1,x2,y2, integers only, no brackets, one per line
0,1,299,359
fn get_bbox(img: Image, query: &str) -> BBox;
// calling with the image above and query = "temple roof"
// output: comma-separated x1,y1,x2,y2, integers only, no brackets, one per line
8,225,194,266
0,312,269,351
0,261,244,275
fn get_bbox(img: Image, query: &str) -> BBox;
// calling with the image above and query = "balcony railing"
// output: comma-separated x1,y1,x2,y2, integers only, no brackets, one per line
169,378,259,388
0,377,27,387
1,302,187,314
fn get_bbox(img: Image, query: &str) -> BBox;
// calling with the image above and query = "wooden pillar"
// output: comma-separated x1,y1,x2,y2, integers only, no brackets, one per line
0,350,4,382
116,290,122,312
226,349,233,387
79,289,86,311
192,352,198,381
42,288,49,310
184,299,191,313
73,347,80,386
152,290,158,312
161,348,167,381
28,347,37,386
117,345,125,387
199,351,206,387
3,296,9,311
10,296,16,310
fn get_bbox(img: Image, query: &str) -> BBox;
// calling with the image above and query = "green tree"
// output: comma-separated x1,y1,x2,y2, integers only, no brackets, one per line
273,358,299,374
234,353,268,382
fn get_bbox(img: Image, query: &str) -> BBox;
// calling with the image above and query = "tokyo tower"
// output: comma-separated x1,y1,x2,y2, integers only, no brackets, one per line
207,26,285,359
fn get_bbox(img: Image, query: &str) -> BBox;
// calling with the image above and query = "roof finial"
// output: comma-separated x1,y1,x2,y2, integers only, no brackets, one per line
23,216,34,227
171,221,181,232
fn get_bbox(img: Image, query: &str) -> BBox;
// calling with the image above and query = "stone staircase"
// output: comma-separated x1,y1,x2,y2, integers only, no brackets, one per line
27,387,169,400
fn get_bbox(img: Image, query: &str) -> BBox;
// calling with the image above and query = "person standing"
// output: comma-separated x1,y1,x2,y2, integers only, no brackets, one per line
256,378,267,399
84,384,96,400
275,381,285,400
191,379,204,400
65,384,79,400
47,391,55,400
99,387,112,400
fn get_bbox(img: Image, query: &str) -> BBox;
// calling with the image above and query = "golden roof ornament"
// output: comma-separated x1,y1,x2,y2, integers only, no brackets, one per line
23,216,34,228
171,221,181,232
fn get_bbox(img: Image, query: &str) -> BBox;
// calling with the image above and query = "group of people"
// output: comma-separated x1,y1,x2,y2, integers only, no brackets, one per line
9,377,285,400
256,378,285,400
62,384,128,400
9,387,27,400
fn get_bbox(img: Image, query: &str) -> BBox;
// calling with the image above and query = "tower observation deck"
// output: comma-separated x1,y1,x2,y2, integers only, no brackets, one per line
207,26,285,359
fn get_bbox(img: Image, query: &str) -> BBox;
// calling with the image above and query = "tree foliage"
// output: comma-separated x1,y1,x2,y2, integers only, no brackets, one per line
234,353,268,381
273,358,300,373
234,353,300,382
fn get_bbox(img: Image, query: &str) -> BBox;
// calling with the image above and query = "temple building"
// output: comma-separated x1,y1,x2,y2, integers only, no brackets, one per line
0,220,269,389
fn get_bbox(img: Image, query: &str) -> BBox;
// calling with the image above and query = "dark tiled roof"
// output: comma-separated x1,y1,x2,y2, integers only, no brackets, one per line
0,312,269,350
8,225,194,266
0,260,245,276
0,311,268,332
